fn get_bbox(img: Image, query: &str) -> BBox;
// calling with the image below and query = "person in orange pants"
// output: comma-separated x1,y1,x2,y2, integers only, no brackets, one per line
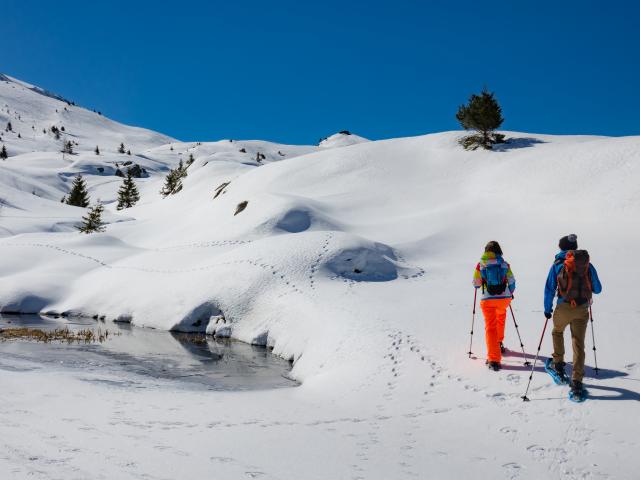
472,241,516,371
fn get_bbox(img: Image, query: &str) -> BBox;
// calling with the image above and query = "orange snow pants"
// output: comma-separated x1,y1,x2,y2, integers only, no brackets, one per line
480,298,511,363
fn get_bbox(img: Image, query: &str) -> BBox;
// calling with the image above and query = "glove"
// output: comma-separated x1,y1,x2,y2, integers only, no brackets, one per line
544,311,552,319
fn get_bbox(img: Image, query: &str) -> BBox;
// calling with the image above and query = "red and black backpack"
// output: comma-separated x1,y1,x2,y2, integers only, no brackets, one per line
557,250,592,307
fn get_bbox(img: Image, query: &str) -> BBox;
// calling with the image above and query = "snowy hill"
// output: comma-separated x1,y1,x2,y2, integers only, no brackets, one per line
319,130,370,148
1,75,639,479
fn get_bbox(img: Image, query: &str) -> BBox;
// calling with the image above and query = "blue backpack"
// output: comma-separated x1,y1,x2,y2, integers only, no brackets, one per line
482,261,507,295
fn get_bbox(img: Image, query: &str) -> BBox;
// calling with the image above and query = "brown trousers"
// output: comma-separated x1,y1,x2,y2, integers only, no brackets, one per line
551,302,589,382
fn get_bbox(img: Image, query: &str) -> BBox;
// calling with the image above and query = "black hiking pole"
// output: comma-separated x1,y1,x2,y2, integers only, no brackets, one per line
468,289,477,358
508,304,531,366
589,305,599,376
521,316,550,402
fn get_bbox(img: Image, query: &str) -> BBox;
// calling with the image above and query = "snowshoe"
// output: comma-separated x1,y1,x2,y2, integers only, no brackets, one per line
544,358,569,385
569,381,588,403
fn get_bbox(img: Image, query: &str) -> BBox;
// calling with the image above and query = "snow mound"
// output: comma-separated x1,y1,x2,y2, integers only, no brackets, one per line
319,131,370,148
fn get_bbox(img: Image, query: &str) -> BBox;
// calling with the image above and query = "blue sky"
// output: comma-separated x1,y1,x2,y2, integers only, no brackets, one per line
3,0,639,144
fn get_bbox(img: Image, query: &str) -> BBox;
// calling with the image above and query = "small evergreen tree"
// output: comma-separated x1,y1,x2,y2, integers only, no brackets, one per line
0,145,7,160
127,149,131,155
116,171,140,210
160,160,187,197
63,140,74,154
456,88,505,150
66,174,90,207
17,133,21,139
77,202,105,234
61,195,66,203
118,143,126,154
187,153,195,165
95,145,100,155
6,121,12,132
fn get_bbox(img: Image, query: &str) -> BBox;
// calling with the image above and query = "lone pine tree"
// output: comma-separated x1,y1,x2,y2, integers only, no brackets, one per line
95,145,100,155
63,140,74,154
456,88,505,150
77,202,105,234
116,171,141,210
0,145,7,160
160,160,187,197
118,143,126,154
66,174,90,207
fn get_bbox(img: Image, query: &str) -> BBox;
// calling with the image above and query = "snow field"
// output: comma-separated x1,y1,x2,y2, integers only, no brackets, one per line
1,74,639,479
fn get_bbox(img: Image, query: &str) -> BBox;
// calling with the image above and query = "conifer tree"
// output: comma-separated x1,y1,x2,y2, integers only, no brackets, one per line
0,145,7,160
456,88,505,150
118,143,126,154
63,140,74,154
127,150,131,155
160,160,187,197
77,202,105,234
116,171,141,210
95,145,100,155
66,174,90,207
6,121,12,132
187,153,195,165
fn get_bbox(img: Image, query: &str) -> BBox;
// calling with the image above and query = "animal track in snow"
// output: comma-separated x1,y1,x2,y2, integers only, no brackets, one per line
308,232,334,290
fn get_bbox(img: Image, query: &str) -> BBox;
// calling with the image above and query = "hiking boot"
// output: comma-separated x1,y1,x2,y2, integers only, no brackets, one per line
570,380,584,395
554,362,568,382
500,342,506,354
488,361,501,371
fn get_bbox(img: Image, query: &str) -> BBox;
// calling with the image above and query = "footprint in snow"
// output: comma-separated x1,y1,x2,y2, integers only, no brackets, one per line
488,392,508,403
506,373,520,385
502,462,522,479
526,445,546,460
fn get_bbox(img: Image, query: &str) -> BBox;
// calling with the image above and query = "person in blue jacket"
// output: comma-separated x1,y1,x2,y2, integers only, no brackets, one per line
544,234,602,395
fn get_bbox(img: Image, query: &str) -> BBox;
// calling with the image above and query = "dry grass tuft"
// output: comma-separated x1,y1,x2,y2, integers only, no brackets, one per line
172,332,208,345
0,327,117,344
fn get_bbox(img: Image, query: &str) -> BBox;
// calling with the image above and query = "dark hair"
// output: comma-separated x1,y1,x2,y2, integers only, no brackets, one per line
484,241,503,256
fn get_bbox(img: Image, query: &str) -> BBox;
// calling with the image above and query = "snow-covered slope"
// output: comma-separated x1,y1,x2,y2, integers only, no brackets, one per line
0,74,330,235
1,76,639,479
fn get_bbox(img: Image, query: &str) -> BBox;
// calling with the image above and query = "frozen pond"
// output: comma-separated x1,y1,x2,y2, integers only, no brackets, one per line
0,314,296,391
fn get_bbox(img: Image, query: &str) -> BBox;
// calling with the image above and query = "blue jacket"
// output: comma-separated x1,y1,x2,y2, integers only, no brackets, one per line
544,251,602,314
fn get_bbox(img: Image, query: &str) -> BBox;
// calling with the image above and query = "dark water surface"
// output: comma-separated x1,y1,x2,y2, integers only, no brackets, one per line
0,314,296,391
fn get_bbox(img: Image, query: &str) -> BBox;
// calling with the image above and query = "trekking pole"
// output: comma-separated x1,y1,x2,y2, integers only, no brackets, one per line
589,305,599,376
508,304,531,366
521,316,550,402
468,289,477,358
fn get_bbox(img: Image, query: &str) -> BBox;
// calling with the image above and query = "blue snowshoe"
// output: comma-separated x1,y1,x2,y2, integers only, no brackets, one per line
569,381,588,403
544,358,569,385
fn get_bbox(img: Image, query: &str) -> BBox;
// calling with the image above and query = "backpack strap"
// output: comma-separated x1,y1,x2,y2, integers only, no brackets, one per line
558,251,576,307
